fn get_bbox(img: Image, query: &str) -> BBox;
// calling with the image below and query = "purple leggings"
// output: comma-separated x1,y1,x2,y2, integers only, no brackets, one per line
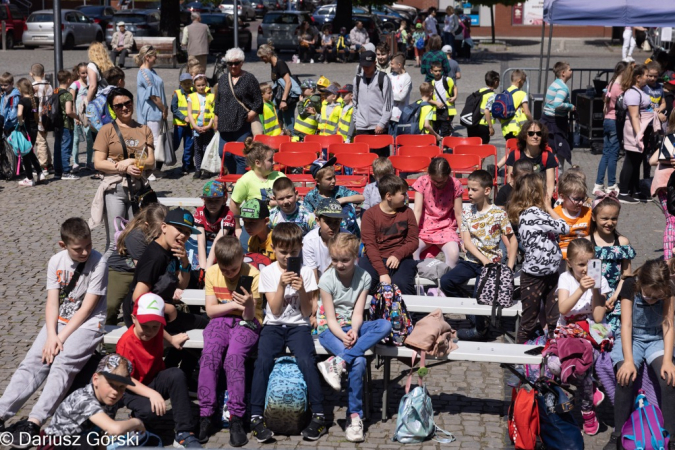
658,191,675,260
198,315,260,418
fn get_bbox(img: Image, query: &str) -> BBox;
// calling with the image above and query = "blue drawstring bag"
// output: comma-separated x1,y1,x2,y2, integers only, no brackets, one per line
7,124,32,156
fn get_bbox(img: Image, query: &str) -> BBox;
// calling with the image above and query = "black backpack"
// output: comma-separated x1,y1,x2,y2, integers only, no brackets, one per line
40,88,68,132
459,88,493,127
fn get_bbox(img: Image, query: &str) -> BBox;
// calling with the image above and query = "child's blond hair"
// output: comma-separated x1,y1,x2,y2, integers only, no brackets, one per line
328,233,360,260
214,236,245,268
0,72,14,85
30,63,45,77
507,173,547,225
419,82,433,97
372,157,394,179
260,82,273,95
315,164,335,182
558,175,587,198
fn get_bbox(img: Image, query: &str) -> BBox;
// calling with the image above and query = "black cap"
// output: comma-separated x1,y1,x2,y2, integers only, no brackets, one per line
164,207,202,235
309,156,337,179
360,51,376,67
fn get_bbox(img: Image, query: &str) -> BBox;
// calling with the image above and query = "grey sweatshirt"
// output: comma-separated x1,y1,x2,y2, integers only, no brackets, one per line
352,70,393,131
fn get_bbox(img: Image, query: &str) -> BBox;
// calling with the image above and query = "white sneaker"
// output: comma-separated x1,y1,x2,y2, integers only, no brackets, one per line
41,169,49,177
592,184,605,195
37,173,46,184
147,174,157,181
345,416,364,442
606,184,620,195
18,178,34,187
310,58,314,64
317,356,343,391
61,173,79,180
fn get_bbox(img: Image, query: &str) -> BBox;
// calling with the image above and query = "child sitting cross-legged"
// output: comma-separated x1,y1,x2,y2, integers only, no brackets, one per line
0,218,107,447
316,233,391,442
37,354,145,450
116,293,202,448
250,223,326,443
440,170,518,340
360,174,419,295
269,176,317,236
198,236,262,447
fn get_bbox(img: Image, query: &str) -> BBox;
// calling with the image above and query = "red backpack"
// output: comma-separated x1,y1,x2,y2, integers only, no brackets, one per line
508,386,540,449
512,147,555,168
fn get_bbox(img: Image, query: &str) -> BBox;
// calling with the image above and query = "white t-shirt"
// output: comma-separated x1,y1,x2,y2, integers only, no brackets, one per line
302,228,332,277
556,271,611,326
259,262,318,326
46,249,108,332
389,72,412,122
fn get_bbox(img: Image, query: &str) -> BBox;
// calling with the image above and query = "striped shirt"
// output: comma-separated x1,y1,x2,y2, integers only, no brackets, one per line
543,79,574,117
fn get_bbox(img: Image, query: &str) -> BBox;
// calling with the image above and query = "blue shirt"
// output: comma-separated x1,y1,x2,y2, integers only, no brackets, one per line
136,68,166,124
543,79,573,117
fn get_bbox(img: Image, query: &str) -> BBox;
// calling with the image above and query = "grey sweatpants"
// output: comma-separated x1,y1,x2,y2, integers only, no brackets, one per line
0,323,103,424
103,183,134,257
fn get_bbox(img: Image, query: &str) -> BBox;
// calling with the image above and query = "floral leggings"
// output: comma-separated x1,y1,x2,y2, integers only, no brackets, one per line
658,191,675,260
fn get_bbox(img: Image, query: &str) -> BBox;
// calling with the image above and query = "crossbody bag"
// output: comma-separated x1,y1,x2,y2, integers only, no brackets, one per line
228,72,263,136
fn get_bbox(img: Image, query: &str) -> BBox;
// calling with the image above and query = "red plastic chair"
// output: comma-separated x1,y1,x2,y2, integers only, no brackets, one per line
506,138,518,151
304,134,344,148
439,154,482,176
278,142,321,156
253,134,291,150
399,146,441,159
219,142,246,180
389,156,431,175
353,134,394,154
395,134,436,151
453,144,498,188
442,136,482,152
274,152,317,174
336,175,368,188
327,143,370,157
334,153,377,175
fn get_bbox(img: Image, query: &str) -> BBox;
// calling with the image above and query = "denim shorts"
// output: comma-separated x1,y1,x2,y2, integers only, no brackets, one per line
610,335,665,368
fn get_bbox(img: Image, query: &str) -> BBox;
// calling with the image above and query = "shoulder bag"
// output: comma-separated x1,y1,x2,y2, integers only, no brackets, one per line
228,72,263,136
112,120,158,214
59,261,86,304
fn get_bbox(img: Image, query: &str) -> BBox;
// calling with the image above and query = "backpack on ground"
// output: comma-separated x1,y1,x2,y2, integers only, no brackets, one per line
86,86,115,132
393,352,455,444
459,89,493,127
264,356,309,435
491,89,518,120
622,391,670,450
369,283,413,346
396,101,430,135
40,88,68,132
508,385,539,450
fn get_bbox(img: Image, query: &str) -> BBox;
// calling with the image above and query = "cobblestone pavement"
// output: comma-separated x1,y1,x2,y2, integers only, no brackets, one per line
0,41,666,449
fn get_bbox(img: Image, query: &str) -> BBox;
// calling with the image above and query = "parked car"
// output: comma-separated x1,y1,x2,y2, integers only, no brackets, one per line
23,9,103,49
0,4,27,49
256,10,312,51
250,0,268,17
391,3,417,22
75,5,115,35
313,4,398,32
201,13,252,52
218,0,256,21
182,1,218,14
368,5,403,29
105,9,160,47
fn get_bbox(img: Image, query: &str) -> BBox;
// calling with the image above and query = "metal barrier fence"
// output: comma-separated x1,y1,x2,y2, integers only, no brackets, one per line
652,27,673,52
500,68,615,96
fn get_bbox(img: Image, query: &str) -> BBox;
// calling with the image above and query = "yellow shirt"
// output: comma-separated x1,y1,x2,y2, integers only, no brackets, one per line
248,229,276,262
204,262,263,322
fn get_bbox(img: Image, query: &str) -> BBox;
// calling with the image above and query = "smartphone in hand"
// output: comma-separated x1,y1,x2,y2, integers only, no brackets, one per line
236,275,254,295
286,256,301,276
588,259,602,289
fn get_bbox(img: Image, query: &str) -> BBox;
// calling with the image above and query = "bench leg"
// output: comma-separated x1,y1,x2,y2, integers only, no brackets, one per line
512,314,521,343
382,357,391,421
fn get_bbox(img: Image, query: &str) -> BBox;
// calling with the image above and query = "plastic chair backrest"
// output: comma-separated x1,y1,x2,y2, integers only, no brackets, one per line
506,138,518,151
439,154,481,174
389,155,432,174
353,134,394,152
254,134,291,149
453,145,497,162
396,134,436,150
304,134,344,147
279,142,322,155
274,152,317,172
335,153,378,170
442,136,483,151
328,143,370,156
399,146,441,158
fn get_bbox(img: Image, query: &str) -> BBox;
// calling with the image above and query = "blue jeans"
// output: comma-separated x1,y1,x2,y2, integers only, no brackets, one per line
443,31,455,48
53,128,73,176
611,333,665,368
318,320,392,417
595,119,620,186
219,123,252,175
278,105,295,130
173,125,194,171
440,259,481,298
358,256,418,295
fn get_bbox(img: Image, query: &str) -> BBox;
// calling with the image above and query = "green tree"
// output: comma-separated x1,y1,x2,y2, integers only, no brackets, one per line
470,0,521,43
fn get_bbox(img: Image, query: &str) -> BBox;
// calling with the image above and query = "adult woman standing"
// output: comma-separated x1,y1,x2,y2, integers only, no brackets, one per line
420,35,450,82
618,64,652,204
92,88,155,254
594,61,628,195
443,6,459,49
214,47,263,175
297,20,317,63
135,45,168,181
257,43,297,130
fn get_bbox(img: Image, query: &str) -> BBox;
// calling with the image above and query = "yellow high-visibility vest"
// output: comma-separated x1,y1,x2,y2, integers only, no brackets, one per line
262,102,281,136
431,77,457,116
337,104,353,141
318,103,342,136
172,89,190,126
188,91,215,123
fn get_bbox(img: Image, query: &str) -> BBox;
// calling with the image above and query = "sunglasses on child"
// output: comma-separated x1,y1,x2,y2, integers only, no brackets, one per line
527,131,543,137
112,100,133,110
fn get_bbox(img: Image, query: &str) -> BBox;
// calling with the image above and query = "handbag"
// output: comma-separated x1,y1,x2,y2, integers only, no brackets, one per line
228,72,263,136
7,124,32,156
201,131,222,174
155,120,176,166
112,120,158,213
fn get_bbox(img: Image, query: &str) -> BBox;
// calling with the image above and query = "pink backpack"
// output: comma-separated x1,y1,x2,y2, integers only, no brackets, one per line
622,391,670,450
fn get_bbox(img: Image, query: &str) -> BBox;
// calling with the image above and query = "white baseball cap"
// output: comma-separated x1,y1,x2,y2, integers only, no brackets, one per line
133,293,166,325
117,21,126,26
442,45,453,54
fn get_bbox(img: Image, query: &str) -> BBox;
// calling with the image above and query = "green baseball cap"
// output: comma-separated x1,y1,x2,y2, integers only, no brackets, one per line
235,198,270,219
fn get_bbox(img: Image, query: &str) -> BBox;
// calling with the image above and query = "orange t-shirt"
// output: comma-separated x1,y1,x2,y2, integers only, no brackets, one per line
553,205,592,259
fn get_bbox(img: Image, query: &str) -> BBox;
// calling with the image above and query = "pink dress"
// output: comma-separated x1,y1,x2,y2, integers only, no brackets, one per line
412,175,463,244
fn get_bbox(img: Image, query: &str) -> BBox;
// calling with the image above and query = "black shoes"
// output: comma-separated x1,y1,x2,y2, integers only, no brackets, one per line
301,413,328,441
10,420,41,449
250,416,274,443
229,416,248,447
198,415,216,443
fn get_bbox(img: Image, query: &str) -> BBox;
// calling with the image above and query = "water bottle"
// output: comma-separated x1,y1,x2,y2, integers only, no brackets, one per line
391,310,401,333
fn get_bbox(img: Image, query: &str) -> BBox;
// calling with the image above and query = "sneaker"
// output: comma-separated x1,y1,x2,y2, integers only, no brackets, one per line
41,169,49,177
592,184,605,195
37,173,46,184
229,416,249,447
72,164,80,173
250,416,274,443
173,431,202,448
456,326,488,341
581,410,599,436
593,387,605,407
345,416,364,442
310,58,314,63
198,416,215,443
606,184,620,195
317,356,344,390
193,170,202,180
301,413,327,441
18,178,34,186
147,174,157,181
603,432,620,450
60,173,79,180
10,420,41,449
618,193,640,204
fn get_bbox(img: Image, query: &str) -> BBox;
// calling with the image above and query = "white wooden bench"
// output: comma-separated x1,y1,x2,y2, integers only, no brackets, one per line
129,36,178,68
375,342,542,420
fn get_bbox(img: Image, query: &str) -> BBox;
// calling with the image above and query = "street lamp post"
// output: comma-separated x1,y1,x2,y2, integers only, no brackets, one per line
233,0,239,49
54,0,63,75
